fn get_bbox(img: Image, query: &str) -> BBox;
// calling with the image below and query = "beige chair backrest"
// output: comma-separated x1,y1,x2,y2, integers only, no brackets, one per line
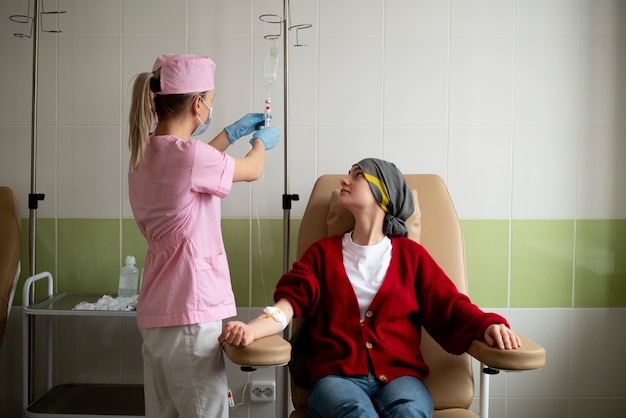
292,174,474,413
0,187,21,347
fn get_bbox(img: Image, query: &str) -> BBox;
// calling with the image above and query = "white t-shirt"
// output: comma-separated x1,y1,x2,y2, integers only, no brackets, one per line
342,232,392,323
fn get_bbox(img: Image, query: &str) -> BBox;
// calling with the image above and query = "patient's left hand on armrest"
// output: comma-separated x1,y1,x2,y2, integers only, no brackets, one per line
484,324,522,350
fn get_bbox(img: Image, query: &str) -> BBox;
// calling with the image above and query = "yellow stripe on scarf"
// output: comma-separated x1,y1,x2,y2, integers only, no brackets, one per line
364,173,390,212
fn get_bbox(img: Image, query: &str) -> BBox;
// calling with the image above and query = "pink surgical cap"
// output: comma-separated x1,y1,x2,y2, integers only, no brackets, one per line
151,54,215,95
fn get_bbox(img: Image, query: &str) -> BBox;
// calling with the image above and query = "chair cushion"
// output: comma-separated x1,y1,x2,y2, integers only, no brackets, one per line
326,189,421,241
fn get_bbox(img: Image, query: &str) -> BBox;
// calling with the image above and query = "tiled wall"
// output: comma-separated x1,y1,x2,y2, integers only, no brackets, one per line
1,0,625,417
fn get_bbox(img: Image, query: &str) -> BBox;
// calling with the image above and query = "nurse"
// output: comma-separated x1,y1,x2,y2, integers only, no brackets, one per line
127,54,279,418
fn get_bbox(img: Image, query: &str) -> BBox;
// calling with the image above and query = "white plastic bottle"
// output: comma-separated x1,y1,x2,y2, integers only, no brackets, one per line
118,256,139,297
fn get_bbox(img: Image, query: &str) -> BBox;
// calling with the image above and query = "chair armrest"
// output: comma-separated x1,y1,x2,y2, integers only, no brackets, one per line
467,334,546,371
223,334,291,367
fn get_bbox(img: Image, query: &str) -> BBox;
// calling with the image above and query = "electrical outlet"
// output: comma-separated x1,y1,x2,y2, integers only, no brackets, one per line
250,380,276,402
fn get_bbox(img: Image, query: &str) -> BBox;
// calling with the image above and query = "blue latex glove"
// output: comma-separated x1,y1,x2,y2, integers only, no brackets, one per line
250,127,280,150
224,113,266,144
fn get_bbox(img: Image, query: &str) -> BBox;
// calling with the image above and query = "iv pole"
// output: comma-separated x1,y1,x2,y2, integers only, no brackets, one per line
27,0,43,405
10,0,64,405
260,1,312,414
279,3,296,416
281,3,299,276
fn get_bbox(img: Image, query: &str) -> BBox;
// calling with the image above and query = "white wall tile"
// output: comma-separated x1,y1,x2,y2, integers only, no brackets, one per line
317,126,382,175
448,127,512,219
383,127,448,179
122,0,188,35
570,397,626,418
512,126,578,219
189,0,253,35
288,126,319,218
514,36,580,127
36,35,59,127
516,0,580,37
319,0,383,35
58,0,122,34
506,397,571,418
287,34,318,127
385,0,449,36
580,0,626,36
57,34,122,126
470,396,506,417
1,0,32,35
451,0,514,37
57,127,122,218
0,127,31,216
0,36,33,126
35,127,59,218
318,35,383,127
508,308,573,397
571,308,626,397
383,36,449,127
579,36,626,128
449,37,514,127
577,127,626,219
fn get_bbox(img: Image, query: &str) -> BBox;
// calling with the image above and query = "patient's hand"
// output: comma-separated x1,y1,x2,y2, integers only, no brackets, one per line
219,321,256,347
484,324,522,350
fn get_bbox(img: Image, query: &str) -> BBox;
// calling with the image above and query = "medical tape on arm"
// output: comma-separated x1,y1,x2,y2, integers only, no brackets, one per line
262,306,288,330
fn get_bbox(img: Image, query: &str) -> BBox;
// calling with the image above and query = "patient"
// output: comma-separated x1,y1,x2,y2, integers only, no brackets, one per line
219,157,521,418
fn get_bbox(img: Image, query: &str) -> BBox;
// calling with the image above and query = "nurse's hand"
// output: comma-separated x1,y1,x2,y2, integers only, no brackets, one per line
224,113,266,144
250,126,280,150
219,321,256,347
484,324,522,350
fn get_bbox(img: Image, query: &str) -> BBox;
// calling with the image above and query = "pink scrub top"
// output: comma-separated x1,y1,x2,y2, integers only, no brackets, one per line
128,135,236,328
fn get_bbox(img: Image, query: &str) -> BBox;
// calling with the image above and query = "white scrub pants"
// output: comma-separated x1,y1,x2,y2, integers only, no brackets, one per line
140,322,228,418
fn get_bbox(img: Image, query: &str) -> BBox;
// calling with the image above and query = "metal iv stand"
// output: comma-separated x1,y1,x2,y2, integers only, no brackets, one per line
259,1,311,415
9,0,66,405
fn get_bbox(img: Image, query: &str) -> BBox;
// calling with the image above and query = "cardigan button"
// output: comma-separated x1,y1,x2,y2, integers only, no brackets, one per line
365,342,373,349
378,375,388,383
365,310,373,318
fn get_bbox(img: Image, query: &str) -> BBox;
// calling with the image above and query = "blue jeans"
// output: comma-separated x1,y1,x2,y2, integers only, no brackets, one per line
307,372,433,418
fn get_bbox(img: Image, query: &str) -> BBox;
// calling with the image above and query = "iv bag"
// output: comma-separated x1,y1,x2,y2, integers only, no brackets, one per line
263,40,279,87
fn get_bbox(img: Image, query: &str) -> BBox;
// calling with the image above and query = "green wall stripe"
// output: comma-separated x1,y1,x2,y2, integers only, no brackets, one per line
13,218,626,309
460,220,510,308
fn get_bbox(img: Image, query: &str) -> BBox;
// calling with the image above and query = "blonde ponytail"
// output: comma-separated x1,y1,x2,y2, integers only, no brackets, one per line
128,72,154,171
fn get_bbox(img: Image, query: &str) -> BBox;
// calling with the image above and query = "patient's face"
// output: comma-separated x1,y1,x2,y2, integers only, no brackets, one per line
338,166,379,214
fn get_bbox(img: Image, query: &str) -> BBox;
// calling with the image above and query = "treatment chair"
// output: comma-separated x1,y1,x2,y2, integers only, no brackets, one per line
225,174,546,417
0,186,21,348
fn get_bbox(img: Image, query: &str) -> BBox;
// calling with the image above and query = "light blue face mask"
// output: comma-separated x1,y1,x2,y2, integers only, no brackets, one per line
191,97,213,137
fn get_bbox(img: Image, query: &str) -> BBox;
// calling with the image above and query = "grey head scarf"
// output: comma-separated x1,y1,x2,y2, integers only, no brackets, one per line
355,158,415,237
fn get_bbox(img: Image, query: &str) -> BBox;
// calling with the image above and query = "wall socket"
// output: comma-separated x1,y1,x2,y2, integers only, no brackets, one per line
250,380,276,402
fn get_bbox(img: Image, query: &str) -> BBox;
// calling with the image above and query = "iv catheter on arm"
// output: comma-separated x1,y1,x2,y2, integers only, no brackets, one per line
262,39,279,127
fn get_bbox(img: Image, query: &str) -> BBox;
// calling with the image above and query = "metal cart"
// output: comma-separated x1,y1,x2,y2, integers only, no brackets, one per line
22,272,144,418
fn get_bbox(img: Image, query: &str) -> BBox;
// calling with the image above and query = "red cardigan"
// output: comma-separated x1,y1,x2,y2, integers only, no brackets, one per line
274,235,508,386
